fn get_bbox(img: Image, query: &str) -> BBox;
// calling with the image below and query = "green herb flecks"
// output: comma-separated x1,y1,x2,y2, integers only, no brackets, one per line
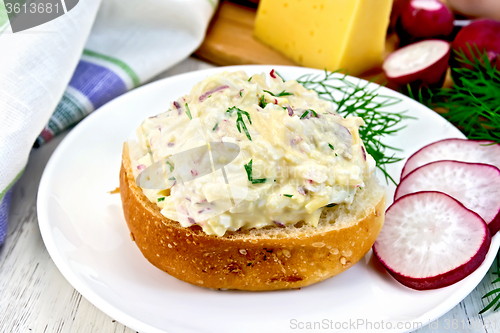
239,90,243,97
168,177,175,180
328,143,335,150
300,109,318,119
248,76,253,82
184,103,192,120
283,194,293,198
263,89,294,97
157,197,165,202
274,71,286,82
414,47,500,144
259,95,268,109
297,70,411,185
226,106,252,140
244,159,266,184
325,203,337,207
212,122,219,131
166,161,174,172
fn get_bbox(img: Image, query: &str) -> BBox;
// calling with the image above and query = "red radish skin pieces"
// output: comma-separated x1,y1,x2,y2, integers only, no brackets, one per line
401,138,500,179
395,161,500,235
373,191,491,290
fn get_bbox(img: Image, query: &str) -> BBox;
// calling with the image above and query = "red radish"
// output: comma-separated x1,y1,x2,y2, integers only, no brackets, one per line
373,191,490,290
452,19,500,68
395,161,500,235
401,138,500,179
383,40,451,86
399,0,454,39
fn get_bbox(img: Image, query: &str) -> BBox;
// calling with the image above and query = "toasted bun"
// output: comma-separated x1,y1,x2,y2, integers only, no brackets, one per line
120,143,386,290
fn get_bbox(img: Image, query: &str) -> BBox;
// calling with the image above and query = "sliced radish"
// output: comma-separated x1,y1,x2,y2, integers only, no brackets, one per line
396,161,500,235
373,191,491,290
400,0,454,39
383,40,451,87
401,138,500,179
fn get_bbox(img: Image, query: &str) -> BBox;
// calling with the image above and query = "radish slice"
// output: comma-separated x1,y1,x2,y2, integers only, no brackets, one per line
373,191,491,290
383,39,450,86
396,161,500,235
401,138,500,179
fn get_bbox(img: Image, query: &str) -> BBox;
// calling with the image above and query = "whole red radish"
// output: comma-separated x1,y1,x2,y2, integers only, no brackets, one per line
399,0,454,42
452,19,500,68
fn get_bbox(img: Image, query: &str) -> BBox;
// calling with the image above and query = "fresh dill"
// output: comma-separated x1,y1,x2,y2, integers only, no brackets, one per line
157,197,165,202
226,106,252,141
244,159,267,184
239,90,243,97
297,70,411,185
283,194,293,198
184,103,192,120
166,161,174,172
248,76,253,82
328,143,335,150
263,89,294,97
300,109,318,119
212,122,218,131
259,95,268,109
415,47,500,144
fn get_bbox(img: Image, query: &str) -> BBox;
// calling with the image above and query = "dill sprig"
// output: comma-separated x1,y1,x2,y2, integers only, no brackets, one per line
226,106,252,141
244,159,267,184
297,70,411,185
184,103,192,120
263,89,293,97
417,48,500,144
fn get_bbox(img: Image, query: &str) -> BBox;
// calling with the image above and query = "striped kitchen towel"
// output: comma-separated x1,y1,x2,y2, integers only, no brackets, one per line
0,0,217,245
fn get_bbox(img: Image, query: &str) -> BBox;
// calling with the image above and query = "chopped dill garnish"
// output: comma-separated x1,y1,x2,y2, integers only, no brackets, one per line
274,71,286,82
296,70,412,185
259,95,268,109
208,95,212,98
184,103,192,120
239,91,243,97
166,161,174,172
300,109,318,119
157,197,165,202
226,106,252,140
263,89,293,97
212,122,218,131
328,143,335,150
283,194,293,197
248,76,253,82
244,159,266,184
168,177,175,180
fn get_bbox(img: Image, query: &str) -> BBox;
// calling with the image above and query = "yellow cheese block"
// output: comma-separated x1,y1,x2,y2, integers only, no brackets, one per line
253,0,393,76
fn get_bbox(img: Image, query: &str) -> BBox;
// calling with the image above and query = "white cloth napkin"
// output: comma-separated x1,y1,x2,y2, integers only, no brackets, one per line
0,0,217,245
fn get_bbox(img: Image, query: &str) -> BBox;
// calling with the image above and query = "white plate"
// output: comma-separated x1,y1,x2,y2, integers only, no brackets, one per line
37,65,500,333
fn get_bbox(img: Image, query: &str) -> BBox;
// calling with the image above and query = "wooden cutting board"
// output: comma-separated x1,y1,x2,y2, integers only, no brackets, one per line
195,0,399,86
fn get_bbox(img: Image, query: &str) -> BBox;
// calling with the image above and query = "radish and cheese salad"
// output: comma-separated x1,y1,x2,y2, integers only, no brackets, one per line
127,70,376,237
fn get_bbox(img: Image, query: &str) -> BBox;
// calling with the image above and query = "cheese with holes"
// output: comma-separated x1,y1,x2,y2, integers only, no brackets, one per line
254,0,393,75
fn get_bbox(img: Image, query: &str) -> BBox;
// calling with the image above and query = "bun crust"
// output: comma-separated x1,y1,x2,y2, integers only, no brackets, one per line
120,144,386,290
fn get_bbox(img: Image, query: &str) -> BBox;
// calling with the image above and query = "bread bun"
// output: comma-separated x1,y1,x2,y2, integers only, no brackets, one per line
120,143,386,291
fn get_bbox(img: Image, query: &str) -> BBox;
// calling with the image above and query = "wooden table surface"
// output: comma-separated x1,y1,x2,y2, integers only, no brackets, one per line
1,57,500,333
